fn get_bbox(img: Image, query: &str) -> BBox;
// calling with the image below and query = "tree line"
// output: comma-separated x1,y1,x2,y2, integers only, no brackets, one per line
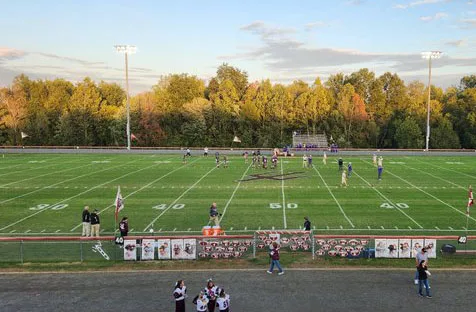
1,64,475,149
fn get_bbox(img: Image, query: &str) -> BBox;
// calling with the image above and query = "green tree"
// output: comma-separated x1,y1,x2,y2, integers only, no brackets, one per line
216,63,248,99
394,118,424,148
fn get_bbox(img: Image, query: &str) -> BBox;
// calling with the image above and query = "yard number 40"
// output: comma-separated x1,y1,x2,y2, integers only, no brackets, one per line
270,203,298,209
380,203,409,209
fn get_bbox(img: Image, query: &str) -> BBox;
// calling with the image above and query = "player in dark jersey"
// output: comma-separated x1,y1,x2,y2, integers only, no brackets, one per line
223,155,228,168
215,152,220,168
262,155,268,169
271,155,278,169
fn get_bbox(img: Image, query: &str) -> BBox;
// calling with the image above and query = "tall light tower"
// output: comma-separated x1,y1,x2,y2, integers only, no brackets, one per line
114,45,137,150
421,51,442,151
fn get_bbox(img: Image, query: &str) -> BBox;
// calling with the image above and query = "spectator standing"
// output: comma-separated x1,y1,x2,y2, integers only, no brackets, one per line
81,206,91,237
304,217,311,231
414,247,428,284
90,209,100,238
417,260,432,298
323,152,327,165
173,280,187,312
204,147,208,157
267,242,284,275
119,216,129,237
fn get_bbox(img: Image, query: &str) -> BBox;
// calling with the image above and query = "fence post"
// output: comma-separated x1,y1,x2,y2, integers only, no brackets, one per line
311,231,315,260
20,240,24,264
80,240,83,263
253,232,256,258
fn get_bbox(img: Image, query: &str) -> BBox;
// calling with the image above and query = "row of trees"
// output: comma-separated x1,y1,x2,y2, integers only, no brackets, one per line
1,65,475,149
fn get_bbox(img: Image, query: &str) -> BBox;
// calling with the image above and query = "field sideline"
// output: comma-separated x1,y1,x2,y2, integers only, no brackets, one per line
0,152,475,236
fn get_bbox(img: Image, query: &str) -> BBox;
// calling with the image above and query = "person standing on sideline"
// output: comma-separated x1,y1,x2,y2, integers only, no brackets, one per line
307,154,313,168
417,260,432,298
204,147,208,157
302,154,308,168
173,280,187,312
216,289,230,312
119,216,129,237
347,162,353,177
208,203,221,226
81,206,91,237
414,247,428,284
323,152,327,165
204,279,219,312
377,156,384,180
90,209,100,238
341,170,348,187
186,148,191,157
267,242,284,275
304,217,311,231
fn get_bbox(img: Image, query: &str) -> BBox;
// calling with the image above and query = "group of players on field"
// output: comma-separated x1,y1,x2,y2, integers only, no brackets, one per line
182,148,385,185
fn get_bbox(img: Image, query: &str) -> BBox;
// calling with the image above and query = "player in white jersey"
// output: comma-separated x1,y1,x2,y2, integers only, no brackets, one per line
193,292,209,312
341,170,347,187
302,154,308,168
323,152,327,165
377,156,383,168
216,289,230,312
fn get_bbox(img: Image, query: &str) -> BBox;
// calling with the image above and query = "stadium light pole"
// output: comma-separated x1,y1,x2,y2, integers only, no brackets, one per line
421,51,442,151
114,45,137,150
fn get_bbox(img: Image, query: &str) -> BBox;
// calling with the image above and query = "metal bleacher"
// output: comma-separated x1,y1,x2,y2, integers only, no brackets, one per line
292,134,328,148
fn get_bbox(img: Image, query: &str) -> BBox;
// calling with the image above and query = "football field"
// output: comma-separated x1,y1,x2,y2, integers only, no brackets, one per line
0,152,475,236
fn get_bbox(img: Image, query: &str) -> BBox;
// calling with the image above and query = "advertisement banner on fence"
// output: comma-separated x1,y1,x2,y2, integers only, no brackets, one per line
157,239,171,260
424,239,436,259
124,240,137,261
314,238,369,258
411,239,424,258
141,239,155,260
398,239,411,258
197,237,253,259
171,239,196,260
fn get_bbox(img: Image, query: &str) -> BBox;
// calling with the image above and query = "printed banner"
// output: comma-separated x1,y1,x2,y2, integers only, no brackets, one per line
197,238,253,259
375,239,388,258
314,238,369,258
171,239,196,260
141,239,155,260
424,239,437,259
398,239,412,258
157,239,171,260
124,239,137,261
411,239,425,258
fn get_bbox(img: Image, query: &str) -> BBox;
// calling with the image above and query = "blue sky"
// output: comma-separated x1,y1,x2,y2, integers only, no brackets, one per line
0,0,475,93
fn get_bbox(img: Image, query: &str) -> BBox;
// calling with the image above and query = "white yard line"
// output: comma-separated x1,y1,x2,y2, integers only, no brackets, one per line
219,163,252,223
143,165,217,231
0,163,117,205
401,163,466,190
0,159,65,178
70,157,197,231
280,158,287,229
361,159,476,224
0,157,157,232
312,165,355,228
409,157,475,179
352,170,423,229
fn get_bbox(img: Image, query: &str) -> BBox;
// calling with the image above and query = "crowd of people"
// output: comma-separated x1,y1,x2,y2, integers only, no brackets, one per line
173,278,231,312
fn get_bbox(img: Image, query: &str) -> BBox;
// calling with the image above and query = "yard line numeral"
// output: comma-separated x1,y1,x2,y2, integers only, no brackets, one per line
29,203,69,211
269,203,298,209
380,202,409,209
152,203,185,210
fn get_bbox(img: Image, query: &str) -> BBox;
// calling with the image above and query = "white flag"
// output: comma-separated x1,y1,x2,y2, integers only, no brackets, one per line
233,136,241,143
21,132,29,139
114,186,124,221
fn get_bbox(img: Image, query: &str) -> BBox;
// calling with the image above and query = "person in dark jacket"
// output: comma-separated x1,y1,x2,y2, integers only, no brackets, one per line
267,242,284,275
119,216,129,237
90,209,100,238
417,260,432,298
304,217,311,231
81,206,91,237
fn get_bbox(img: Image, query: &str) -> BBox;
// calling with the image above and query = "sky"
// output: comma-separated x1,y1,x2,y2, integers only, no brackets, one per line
0,0,475,94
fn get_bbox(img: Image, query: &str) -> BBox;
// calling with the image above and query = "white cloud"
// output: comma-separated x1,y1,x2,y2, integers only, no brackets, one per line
461,18,476,27
444,39,466,47
0,47,26,59
394,0,452,9
420,12,448,21
305,21,330,31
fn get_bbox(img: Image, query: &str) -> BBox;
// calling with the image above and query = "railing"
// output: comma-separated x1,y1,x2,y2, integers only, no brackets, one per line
0,234,474,263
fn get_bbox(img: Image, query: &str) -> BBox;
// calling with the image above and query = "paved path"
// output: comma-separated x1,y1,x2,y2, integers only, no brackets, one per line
1,269,474,311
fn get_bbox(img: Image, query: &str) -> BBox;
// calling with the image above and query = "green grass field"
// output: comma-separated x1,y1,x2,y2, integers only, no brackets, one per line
0,152,475,236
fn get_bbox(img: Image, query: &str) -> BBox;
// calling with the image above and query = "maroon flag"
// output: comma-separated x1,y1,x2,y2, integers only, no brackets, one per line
114,186,124,222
